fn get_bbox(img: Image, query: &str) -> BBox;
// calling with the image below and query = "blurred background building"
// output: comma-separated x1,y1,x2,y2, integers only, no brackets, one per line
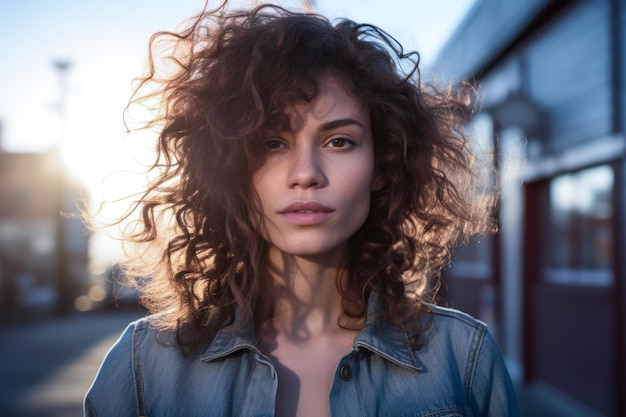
436,0,625,415
0,144,90,316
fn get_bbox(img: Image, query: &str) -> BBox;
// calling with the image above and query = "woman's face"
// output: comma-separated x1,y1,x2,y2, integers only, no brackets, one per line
251,74,381,260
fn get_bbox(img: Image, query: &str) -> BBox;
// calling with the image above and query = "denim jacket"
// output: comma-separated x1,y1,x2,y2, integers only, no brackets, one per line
84,303,520,417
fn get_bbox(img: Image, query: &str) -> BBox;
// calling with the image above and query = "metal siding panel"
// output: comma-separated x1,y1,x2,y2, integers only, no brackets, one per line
530,52,609,104
525,0,612,148
434,0,550,80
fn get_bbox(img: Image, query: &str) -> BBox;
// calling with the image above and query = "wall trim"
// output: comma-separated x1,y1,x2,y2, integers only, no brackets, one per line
524,134,626,181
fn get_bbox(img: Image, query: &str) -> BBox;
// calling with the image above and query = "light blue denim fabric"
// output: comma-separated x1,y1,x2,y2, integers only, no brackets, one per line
84,302,520,416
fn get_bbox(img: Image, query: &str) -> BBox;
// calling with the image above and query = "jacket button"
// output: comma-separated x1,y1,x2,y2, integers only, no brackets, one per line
339,364,352,381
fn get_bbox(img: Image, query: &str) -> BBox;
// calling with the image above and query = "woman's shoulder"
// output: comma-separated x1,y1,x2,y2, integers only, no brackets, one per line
127,314,169,335
113,315,163,341
413,304,509,376
85,317,166,415
416,304,492,356
427,304,487,332
418,305,520,415
97,315,185,367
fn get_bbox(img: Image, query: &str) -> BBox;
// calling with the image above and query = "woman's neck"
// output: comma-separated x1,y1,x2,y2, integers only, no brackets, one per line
263,247,348,339
258,248,360,417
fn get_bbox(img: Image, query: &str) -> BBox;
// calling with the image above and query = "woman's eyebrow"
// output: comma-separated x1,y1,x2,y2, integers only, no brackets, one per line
318,118,364,132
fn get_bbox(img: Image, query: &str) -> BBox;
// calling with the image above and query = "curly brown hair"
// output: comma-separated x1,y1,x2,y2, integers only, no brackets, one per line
115,2,496,348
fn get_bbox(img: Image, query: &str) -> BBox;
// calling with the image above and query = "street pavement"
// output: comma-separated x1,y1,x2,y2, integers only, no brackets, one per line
0,307,598,417
0,308,142,417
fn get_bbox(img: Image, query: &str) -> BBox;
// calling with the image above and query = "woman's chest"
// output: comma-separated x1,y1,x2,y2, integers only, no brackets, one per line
142,348,469,417
261,332,356,417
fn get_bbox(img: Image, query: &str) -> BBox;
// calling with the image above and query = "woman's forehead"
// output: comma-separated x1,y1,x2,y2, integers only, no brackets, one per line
268,74,366,131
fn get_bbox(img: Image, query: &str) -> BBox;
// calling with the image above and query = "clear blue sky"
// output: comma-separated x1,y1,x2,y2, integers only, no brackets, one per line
0,0,474,259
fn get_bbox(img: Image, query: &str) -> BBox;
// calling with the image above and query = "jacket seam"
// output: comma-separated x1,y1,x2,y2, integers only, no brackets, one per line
354,352,366,417
430,306,485,329
234,352,258,417
463,323,485,412
132,321,147,417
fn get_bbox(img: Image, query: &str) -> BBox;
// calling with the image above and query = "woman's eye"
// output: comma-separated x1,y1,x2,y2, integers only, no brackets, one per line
327,137,354,148
264,139,285,150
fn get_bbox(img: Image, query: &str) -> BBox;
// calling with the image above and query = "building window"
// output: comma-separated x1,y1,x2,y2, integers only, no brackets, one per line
545,165,613,286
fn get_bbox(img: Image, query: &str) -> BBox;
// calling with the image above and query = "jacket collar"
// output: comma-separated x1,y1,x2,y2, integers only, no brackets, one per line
200,310,260,363
352,295,424,372
200,294,424,373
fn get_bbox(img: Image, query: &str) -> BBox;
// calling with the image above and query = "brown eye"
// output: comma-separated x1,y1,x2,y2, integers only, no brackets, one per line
326,137,355,148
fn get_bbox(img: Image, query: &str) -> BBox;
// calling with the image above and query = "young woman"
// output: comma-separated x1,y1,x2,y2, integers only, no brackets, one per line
85,2,520,416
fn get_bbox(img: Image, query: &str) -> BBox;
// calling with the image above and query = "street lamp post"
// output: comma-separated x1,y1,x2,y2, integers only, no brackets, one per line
53,59,73,315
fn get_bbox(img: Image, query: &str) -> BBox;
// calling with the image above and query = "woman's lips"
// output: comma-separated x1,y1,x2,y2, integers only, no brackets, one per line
279,201,334,225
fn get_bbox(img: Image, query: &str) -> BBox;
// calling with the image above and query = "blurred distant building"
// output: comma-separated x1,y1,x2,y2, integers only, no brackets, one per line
436,0,625,415
0,149,89,314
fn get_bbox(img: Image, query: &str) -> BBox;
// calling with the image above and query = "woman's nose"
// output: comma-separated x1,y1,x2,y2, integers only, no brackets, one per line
287,147,327,189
